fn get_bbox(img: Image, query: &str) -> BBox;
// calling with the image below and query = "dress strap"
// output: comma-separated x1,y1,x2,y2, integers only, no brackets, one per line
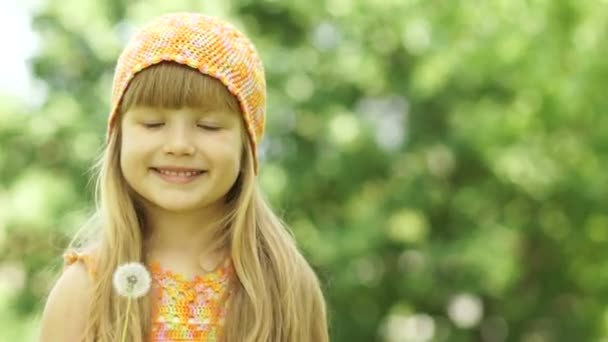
63,250,97,279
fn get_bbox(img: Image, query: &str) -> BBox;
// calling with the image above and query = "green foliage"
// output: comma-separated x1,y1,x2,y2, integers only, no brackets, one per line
2,0,608,340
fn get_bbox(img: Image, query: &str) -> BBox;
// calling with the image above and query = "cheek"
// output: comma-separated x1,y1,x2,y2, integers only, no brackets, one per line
119,128,147,172
227,137,244,171
210,131,242,163
119,141,135,179
119,133,134,164
120,127,151,155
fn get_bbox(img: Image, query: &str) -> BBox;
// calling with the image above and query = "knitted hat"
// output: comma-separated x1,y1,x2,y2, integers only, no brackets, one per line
108,13,266,173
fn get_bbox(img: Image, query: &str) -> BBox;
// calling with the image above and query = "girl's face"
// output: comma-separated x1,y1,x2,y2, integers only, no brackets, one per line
119,106,243,213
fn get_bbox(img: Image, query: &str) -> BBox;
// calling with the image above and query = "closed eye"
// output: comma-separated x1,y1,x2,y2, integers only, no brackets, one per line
197,124,222,131
143,123,164,128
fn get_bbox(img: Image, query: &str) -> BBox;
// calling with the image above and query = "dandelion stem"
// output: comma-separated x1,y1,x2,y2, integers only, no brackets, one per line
120,298,132,342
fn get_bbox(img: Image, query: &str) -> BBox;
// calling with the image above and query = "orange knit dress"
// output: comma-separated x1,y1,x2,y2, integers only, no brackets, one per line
64,251,234,341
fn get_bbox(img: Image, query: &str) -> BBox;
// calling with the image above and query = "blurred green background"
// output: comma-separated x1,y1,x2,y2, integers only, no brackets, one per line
1,0,608,341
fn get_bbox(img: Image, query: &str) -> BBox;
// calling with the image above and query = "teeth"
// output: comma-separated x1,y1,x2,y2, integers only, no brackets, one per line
157,169,201,177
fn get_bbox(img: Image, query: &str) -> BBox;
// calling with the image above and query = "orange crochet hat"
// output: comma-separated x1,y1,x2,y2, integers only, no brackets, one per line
108,13,266,173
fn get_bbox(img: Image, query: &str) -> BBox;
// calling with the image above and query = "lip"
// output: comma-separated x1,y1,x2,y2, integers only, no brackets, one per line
150,167,207,184
153,166,205,172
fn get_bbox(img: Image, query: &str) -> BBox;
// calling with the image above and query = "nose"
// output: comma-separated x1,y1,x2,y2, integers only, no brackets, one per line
162,123,196,156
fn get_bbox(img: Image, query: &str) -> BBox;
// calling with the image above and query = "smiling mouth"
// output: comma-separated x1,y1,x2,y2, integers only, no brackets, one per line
150,168,207,183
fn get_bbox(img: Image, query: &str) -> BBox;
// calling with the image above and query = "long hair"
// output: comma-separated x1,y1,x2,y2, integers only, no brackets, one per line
67,62,329,341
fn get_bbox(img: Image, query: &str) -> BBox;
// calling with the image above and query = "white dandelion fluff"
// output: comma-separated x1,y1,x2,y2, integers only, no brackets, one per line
112,262,151,299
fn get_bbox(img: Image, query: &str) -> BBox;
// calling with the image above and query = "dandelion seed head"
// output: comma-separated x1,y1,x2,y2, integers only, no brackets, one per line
112,262,151,299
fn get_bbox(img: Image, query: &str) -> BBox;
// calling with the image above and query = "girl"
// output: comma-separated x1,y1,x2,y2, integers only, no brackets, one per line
40,13,329,342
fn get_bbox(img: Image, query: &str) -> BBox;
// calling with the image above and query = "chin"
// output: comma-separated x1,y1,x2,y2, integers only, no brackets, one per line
156,195,226,212
156,201,205,213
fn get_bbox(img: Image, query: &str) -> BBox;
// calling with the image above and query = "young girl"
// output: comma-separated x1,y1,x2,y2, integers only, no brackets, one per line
40,13,329,342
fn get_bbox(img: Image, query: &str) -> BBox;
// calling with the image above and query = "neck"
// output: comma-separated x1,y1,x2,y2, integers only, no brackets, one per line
141,200,231,265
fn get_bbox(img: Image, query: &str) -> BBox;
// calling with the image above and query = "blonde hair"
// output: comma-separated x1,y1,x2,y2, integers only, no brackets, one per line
68,62,329,341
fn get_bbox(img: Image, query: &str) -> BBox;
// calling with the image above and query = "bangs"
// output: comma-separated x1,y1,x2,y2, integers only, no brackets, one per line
120,62,241,115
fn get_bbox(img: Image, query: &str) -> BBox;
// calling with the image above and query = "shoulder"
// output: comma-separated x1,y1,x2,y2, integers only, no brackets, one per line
39,253,96,341
63,250,98,278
